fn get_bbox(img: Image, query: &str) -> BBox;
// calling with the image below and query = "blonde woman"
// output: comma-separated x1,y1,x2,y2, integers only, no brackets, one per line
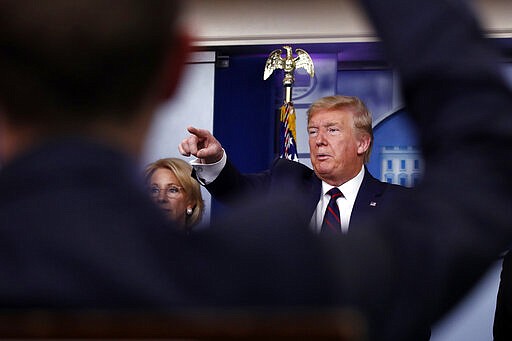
145,158,204,230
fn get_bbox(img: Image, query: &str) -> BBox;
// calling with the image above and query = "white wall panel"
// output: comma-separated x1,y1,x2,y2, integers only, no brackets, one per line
142,52,216,226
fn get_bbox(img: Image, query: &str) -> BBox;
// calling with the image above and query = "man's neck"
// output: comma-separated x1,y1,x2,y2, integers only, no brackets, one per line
320,165,365,187
322,165,366,189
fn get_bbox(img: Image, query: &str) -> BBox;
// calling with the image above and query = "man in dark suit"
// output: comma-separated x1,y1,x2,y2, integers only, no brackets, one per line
180,95,408,233
1,0,512,340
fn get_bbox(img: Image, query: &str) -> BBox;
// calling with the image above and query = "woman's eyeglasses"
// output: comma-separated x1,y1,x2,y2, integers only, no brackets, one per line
149,185,183,198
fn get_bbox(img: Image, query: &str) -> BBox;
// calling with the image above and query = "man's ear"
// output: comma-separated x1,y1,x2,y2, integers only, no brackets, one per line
158,30,192,102
357,133,372,155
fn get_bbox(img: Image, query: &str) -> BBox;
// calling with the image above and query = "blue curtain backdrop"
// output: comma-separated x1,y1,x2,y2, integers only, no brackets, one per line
212,54,278,221
214,55,277,173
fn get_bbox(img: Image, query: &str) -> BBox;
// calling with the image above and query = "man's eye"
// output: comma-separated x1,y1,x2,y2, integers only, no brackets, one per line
308,129,318,136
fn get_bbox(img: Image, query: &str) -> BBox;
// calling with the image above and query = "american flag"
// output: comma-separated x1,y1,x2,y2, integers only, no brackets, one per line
279,101,299,161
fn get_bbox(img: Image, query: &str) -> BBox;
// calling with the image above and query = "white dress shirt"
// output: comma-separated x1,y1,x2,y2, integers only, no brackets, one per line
310,166,365,234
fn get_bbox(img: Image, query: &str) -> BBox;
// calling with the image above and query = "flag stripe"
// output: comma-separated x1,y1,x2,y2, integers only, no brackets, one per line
279,102,298,161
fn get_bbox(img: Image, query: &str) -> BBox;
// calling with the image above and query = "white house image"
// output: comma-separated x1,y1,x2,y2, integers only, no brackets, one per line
379,146,423,188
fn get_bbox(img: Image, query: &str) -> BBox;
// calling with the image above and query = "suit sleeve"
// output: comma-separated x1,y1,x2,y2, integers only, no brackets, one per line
205,157,272,205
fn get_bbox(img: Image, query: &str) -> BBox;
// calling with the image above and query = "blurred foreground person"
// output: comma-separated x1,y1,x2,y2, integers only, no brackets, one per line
144,158,204,230
0,0,511,340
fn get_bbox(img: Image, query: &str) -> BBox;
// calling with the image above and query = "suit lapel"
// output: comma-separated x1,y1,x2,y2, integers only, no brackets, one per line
272,159,321,218
307,173,322,217
350,167,387,229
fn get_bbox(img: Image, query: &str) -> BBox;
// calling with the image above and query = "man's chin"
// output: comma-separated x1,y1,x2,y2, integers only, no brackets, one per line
312,162,331,174
313,167,332,180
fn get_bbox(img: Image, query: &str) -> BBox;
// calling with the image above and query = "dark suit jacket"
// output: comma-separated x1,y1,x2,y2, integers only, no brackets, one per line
205,158,410,232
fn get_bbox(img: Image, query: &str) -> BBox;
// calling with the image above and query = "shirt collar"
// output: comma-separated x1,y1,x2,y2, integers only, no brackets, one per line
321,165,365,202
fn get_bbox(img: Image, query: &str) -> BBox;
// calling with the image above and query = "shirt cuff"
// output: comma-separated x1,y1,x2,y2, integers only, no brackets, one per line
190,149,226,185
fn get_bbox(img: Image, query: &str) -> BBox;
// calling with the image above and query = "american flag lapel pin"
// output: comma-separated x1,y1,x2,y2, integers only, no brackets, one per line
370,201,377,207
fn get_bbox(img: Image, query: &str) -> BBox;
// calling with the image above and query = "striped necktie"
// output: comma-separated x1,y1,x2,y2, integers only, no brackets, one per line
321,188,342,234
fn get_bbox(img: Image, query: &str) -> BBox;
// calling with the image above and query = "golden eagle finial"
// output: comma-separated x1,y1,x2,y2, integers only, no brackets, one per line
263,45,315,85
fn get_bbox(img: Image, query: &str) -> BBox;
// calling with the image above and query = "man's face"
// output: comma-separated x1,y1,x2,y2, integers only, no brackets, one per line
307,108,370,186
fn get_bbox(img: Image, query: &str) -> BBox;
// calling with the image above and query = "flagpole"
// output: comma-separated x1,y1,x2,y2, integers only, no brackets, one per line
284,86,292,104
264,45,314,161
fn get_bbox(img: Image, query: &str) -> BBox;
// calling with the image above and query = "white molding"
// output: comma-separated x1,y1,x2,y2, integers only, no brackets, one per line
185,0,512,47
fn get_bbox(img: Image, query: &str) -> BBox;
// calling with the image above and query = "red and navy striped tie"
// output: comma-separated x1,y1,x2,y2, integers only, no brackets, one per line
321,188,342,234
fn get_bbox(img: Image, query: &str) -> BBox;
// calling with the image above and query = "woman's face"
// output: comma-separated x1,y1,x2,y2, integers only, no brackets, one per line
148,168,192,227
